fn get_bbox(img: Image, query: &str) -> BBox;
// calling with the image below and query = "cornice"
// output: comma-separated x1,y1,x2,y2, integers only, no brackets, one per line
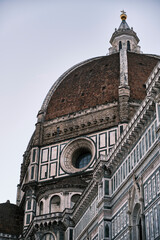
146,62,160,102
43,102,118,127
110,29,139,44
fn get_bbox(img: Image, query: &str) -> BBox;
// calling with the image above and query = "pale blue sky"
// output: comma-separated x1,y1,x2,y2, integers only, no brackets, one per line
0,0,160,204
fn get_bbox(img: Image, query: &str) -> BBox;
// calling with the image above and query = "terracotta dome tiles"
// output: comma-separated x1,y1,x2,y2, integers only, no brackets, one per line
45,53,120,121
45,52,158,121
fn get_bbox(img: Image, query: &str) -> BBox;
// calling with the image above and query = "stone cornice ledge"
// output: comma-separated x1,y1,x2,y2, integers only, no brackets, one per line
43,102,118,127
106,61,160,171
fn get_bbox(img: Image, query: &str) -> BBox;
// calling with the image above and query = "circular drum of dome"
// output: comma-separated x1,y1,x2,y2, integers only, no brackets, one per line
60,137,95,174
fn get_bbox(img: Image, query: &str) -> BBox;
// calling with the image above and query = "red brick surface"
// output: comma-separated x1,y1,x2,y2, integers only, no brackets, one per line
45,53,158,121
45,53,120,121
128,52,158,101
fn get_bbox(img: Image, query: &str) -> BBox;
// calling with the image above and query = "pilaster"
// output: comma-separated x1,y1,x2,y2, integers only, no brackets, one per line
120,48,128,85
118,47,130,123
118,85,130,122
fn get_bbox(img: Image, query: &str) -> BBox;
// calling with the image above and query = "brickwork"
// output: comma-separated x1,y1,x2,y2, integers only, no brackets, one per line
45,53,120,121
44,53,158,123
128,52,158,101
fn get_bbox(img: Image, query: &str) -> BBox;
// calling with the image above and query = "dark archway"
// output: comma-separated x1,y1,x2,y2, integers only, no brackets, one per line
138,217,142,240
132,203,142,240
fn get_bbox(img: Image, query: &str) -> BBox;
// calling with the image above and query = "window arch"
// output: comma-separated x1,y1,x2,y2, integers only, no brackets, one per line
42,233,55,240
127,41,131,51
71,194,81,208
39,201,43,215
119,41,122,50
50,195,61,213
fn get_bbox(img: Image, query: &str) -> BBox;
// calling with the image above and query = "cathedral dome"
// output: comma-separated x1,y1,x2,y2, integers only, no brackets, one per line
41,52,158,122
15,12,160,240
0,201,23,236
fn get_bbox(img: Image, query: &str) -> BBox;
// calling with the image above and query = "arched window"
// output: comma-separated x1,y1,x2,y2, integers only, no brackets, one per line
71,194,81,208
127,41,131,51
119,41,122,50
39,201,43,215
27,199,31,210
42,233,55,240
50,195,61,213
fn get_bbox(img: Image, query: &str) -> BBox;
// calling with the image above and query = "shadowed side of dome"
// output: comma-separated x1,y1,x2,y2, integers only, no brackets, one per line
0,202,24,236
45,53,120,121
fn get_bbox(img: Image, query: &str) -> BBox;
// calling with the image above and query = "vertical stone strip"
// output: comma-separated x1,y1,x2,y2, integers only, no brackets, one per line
119,48,130,123
120,48,128,85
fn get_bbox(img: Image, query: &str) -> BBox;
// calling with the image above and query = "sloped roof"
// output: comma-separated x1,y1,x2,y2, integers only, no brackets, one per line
0,202,23,236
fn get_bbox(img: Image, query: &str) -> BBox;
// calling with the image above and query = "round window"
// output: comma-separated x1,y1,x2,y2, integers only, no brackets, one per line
60,137,95,173
72,148,92,169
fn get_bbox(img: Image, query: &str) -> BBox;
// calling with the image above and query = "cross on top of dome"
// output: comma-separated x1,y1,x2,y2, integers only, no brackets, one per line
120,10,127,20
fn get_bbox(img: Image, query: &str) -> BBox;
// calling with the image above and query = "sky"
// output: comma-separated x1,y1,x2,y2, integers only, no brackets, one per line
0,0,160,204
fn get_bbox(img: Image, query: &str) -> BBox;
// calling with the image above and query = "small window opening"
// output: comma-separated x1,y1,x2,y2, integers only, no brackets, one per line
39,201,43,215
120,125,123,135
127,41,131,51
26,214,30,224
27,199,31,210
119,41,122,50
